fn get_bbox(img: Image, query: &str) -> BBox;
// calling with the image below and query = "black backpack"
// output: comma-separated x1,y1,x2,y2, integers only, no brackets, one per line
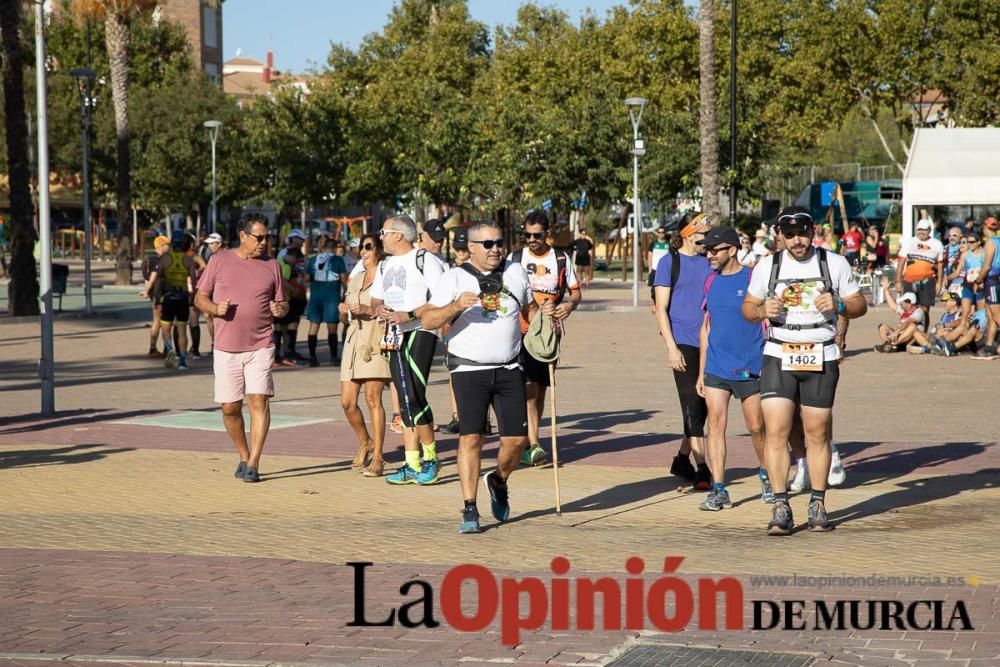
510,248,569,302
765,247,836,333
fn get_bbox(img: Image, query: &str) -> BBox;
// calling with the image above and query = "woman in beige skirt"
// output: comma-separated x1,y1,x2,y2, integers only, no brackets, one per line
338,233,391,476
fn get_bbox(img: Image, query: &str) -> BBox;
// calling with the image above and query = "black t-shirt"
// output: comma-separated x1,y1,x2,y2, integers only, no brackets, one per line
570,239,593,262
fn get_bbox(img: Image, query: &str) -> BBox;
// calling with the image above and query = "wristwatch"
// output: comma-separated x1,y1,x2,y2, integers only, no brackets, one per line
407,310,417,320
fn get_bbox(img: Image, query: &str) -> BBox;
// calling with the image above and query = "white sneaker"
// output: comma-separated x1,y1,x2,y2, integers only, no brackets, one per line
828,449,846,486
790,464,810,493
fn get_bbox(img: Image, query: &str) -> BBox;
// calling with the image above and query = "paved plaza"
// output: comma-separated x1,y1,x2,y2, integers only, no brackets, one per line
1,263,998,666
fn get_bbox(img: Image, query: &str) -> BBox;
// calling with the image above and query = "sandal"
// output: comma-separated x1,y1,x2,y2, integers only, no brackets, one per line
363,459,385,477
351,439,373,469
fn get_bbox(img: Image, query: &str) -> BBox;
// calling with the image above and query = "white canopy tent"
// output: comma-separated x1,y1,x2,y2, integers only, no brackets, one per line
902,127,1000,238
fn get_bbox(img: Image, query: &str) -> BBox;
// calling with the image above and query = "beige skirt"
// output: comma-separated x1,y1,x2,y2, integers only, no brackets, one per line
340,319,391,382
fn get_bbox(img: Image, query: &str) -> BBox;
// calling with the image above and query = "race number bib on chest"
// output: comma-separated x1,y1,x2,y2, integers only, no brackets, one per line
781,342,823,371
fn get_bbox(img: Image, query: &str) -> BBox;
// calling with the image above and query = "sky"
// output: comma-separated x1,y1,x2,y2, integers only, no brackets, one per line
222,0,625,73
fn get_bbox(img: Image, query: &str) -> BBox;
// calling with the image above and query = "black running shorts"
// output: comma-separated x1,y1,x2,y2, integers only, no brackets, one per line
703,372,761,400
902,279,936,307
519,335,557,387
451,366,528,437
160,291,190,324
389,329,437,428
760,355,839,409
673,343,707,438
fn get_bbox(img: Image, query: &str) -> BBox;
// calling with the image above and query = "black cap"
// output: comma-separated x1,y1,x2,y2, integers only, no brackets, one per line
423,219,447,243
696,226,741,248
452,228,468,251
775,206,814,230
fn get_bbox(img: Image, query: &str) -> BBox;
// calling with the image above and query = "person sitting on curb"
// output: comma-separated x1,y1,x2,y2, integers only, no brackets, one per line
875,276,923,352
911,292,963,356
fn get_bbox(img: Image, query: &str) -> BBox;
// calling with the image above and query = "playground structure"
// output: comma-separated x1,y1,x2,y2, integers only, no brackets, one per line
792,179,902,231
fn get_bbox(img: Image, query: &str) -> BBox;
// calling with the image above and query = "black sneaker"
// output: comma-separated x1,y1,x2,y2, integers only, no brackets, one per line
235,461,247,479
767,502,794,536
807,499,834,532
483,470,510,522
459,506,481,534
308,357,320,368
669,453,697,483
693,465,712,491
441,417,460,434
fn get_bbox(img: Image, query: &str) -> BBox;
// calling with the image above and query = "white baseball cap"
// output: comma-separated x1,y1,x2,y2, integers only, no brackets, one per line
900,292,918,304
206,233,223,244
287,229,307,240
347,238,360,249
916,220,933,231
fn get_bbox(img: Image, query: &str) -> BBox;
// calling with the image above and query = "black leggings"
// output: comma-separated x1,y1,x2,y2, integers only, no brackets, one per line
672,344,707,438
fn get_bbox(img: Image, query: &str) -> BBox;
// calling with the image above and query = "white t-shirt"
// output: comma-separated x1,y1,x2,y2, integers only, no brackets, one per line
748,250,860,361
430,263,531,372
738,248,757,267
507,247,579,303
370,248,446,333
897,236,944,283
752,241,771,258
896,304,925,325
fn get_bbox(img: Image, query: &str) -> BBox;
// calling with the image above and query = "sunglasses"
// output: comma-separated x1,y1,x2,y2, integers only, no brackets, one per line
960,240,970,245
361,242,375,250
379,229,402,238
242,231,267,243
469,238,506,250
706,245,733,255
777,213,814,224
523,232,545,239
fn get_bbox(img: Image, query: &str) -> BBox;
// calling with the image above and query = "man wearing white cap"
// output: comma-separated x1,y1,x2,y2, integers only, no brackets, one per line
874,278,924,352
277,228,307,261
344,237,361,275
896,219,943,330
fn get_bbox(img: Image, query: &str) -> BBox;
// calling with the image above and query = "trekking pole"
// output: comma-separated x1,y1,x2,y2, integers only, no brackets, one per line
548,362,561,516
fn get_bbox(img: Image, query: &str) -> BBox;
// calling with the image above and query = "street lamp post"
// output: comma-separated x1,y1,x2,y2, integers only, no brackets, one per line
625,97,648,308
71,67,96,315
729,0,738,227
34,1,55,415
203,120,222,240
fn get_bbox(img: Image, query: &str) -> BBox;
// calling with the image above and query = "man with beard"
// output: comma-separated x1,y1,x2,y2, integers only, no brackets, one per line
742,207,867,535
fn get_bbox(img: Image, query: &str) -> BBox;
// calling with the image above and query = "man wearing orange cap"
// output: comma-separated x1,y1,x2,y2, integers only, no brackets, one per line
140,235,171,356
653,213,713,489
973,215,1000,358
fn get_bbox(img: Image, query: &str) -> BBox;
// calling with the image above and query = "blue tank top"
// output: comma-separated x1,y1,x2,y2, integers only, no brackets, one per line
990,237,1000,277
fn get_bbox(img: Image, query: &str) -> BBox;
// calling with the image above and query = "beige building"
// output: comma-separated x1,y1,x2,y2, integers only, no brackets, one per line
223,51,309,107
158,0,224,84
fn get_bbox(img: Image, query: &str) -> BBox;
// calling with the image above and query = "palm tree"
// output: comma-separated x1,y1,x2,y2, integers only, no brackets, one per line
1,0,39,315
698,0,720,224
73,0,157,285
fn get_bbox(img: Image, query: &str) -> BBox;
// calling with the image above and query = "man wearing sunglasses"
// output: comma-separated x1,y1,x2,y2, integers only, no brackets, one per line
421,221,544,533
507,211,582,467
371,215,447,486
742,206,867,535
195,216,289,483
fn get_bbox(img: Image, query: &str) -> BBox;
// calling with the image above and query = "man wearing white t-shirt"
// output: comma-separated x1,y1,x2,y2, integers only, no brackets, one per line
370,215,447,486
507,211,582,466
742,207,868,536
422,221,549,534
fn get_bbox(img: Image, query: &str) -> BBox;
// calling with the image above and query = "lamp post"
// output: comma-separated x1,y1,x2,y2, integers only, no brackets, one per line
625,97,648,308
70,67,96,315
203,120,222,240
34,1,54,415
729,0,738,227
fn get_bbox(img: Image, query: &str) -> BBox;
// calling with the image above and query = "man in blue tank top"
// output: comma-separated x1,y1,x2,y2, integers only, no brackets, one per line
973,216,1000,359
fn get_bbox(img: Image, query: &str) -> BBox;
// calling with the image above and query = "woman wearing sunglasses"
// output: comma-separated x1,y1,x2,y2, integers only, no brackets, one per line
338,233,392,477
947,233,985,323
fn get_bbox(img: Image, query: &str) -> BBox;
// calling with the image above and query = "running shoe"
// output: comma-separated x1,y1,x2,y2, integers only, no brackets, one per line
234,461,247,479
907,345,929,355
760,474,776,503
308,357,320,368
441,416,460,435
389,414,403,434
459,506,481,534
177,361,188,370
698,489,732,511
790,464,810,493
280,358,297,367
163,347,177,369
669,453,697,483
828,450,846,486
242,466,261,483
147,347,159,357
972,347,996,360
416,458,440,485
807,499,833,532
386,463,420,485
767,502,794,536
189,352,202,360
693,465,712,491
520,443,547,466
483,470,510,522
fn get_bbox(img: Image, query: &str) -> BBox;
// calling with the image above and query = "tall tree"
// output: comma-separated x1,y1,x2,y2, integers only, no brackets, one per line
72,0,157,285
1,0,38,315
698,0,720,223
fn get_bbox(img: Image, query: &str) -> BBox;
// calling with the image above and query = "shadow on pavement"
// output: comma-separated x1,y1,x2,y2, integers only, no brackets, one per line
836,441,991,484
0,408,163,435
830,467,999,525
557,409,660,431
0,357,209,392
0,443,135,469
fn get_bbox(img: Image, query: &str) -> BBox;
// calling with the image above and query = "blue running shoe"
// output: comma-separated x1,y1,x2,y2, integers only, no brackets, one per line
416,458,439,485
698,489,732,511
386,463,420,485
483,470,510,522
459,506,481,534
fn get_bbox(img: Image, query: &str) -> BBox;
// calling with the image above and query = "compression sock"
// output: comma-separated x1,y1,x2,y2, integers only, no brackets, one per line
328,333,339,359
308,335,318,359
190,326,201,355
421,441,438,462
405,450,422,471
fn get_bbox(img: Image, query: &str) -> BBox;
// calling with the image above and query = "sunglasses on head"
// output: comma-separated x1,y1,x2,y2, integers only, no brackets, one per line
777,213,814,224
523,232,545,239
470,238,506,250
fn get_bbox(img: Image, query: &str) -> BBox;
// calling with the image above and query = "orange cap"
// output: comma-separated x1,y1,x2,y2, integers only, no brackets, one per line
153,235,170,248
680,213,710,238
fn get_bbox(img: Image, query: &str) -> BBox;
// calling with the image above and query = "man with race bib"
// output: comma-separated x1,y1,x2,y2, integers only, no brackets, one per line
742,207,868,536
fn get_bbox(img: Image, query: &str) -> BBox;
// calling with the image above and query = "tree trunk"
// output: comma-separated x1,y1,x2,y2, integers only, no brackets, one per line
105,10,133,285
2,0,39,315
699,0,721,224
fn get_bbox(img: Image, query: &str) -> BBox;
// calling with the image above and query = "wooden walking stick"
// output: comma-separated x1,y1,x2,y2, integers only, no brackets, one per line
548,362,561,515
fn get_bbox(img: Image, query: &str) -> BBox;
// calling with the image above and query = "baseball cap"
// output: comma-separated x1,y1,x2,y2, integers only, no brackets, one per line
984,216,999,230
697,226,741,248
287,229,307,241
916,219,933,232
679,213,711,238
900,292,918,304
170,229,185,248
206,233,223,244
153,235,170,248
776,206,814,231
422,219,447,243
452,228,469,251
347,238,360,249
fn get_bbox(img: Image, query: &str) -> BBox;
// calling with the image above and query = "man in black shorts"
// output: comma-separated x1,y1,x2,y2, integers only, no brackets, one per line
422,221,545,533
742,207,867,535
150,231,198,370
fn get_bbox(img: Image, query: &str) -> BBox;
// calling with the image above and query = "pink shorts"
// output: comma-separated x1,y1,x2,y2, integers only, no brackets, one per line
213,347,275,404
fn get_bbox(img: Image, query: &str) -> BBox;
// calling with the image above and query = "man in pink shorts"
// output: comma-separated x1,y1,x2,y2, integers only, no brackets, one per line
195,216,288,482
